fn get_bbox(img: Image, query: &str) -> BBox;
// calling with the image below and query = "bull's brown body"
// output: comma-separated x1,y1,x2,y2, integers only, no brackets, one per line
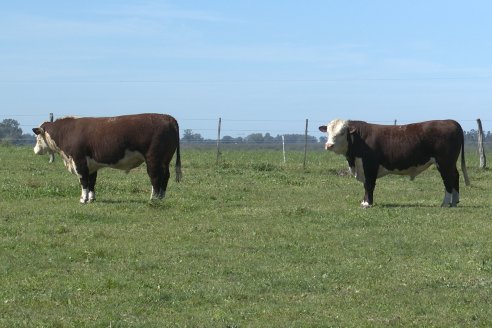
33,113,181,203
320,119,470,207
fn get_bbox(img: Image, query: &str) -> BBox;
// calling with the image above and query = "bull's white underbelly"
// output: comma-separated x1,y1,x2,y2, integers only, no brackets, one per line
350,157,435,183
87,150,145,174
59,150,145,176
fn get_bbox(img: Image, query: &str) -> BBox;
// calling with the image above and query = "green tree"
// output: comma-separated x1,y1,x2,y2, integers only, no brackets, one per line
245,133,264,144
182,129,204,143
222,136,243,144
0,119,23,140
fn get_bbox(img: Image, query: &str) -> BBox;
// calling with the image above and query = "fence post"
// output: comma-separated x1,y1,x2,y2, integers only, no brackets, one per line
394,119,397,125
49,113,55,163
282,135,286,164
303,119,308,170
477,118,486,169
216,117,222,164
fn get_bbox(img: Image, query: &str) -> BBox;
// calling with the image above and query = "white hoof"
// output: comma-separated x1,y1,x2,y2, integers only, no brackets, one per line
80,188,89,204
88,191,96,203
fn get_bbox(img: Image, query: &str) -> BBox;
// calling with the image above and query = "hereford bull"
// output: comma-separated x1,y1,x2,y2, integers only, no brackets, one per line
319,119,470,208
33,113,181,203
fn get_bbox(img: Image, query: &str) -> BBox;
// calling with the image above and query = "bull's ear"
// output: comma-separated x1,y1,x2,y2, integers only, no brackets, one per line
32,127,44,135
348,126,357,134
319,125,327,133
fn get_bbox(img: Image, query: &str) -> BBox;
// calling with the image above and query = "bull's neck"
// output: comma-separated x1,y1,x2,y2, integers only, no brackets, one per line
44,124,64,153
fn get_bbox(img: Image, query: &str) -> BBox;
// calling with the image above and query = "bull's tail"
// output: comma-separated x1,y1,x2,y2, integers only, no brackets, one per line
175,120,182,183
461,130,470,186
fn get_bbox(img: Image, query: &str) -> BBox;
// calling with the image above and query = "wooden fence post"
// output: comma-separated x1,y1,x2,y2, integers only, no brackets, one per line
477,118,486,169
282,135,286,164
216,117,222,164
303,119,308,170
49,113,55,163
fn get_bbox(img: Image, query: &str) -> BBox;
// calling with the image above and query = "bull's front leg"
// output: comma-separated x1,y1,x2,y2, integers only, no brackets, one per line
361,161,378,208
79,175,91,204
79,177,90,204
88,172,97,203
75,159,92,204
362,180,376,208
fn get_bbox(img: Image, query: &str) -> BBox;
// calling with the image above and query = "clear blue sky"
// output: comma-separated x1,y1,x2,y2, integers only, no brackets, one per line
1,1,491,138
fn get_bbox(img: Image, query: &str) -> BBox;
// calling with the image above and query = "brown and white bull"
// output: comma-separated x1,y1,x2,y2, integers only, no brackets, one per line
33,113,182,203
319,119,470,208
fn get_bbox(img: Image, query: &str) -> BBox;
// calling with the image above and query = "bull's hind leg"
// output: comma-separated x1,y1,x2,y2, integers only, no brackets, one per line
148,164,164,200
161,164,171,198
438,164,459,207
146,161,170,200
451,167,460,205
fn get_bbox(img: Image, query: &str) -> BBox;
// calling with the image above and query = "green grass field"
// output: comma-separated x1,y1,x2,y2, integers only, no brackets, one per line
1,144,491,327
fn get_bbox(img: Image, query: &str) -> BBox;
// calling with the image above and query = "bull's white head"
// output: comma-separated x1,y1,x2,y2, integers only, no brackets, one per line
32,127,57,156
319,119,349,155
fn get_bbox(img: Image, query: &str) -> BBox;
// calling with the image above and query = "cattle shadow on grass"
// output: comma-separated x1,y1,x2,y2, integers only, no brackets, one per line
96,199,149,205
97,198,174,209
379,203,482,209
378,203,438,208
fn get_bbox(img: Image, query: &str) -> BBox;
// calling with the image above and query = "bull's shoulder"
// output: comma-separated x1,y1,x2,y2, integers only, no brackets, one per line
347,121,385,140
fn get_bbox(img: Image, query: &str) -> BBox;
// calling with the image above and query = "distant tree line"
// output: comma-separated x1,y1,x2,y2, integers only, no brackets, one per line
464,129,492,143
182,129,321,145
182,128,492,147
0,119,35,145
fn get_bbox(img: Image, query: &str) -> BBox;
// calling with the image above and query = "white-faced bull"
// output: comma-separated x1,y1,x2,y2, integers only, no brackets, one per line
319,119,470,208
33,113,182,203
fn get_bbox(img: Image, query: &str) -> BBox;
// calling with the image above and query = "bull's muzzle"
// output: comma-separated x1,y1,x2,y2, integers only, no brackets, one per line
325,143,334,151
33,144,44,155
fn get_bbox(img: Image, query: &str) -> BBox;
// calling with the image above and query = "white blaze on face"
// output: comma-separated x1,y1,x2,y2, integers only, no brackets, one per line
33,133,49,155
33,130,59,156
325,119,349,155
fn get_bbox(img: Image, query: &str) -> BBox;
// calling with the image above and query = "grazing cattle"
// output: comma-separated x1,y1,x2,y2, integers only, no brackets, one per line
33,113,181,203
319,119,470,208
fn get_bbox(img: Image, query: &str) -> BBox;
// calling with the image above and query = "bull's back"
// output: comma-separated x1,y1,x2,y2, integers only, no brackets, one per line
420,120,463,153
366,120,463,170
76,114,178,164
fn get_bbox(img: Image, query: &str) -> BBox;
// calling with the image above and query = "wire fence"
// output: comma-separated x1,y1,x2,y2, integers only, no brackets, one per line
2,113,490,170
2,113,492,148
2,113,492,137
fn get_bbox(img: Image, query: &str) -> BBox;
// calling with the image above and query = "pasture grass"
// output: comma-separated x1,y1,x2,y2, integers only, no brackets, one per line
1,145,491,327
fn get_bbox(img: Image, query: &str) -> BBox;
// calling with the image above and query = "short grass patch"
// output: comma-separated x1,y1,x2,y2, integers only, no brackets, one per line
1,145,491,326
